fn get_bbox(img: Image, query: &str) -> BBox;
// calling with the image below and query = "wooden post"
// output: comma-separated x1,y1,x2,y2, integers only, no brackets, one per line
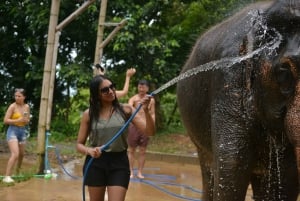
93,0,107,74
37,0,127,173
37,0,98,174
99,19,127,50
93,0,127,76
46,31,60,129
36,0,60,174
56,0,95,32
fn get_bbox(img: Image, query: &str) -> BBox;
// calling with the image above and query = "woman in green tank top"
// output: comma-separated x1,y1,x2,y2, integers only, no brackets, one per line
76,75,155,201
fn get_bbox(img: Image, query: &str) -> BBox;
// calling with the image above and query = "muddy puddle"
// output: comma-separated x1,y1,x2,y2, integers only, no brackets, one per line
0,153,299,201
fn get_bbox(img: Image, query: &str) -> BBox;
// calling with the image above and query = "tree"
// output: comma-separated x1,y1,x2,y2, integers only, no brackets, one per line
0,0,257,135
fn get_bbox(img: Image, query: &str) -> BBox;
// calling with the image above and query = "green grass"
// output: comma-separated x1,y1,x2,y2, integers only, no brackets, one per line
147,126,196,155
26,125,195,155
3,124,195,161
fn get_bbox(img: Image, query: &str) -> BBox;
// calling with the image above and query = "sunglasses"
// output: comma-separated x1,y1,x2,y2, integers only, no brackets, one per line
100,83,116,95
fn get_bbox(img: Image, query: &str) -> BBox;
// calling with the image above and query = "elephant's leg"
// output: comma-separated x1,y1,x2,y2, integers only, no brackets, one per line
212,150,251,201
198,148,214,201
211,118,252,201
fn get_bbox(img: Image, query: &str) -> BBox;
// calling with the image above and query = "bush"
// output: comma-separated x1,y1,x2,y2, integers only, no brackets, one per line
159,92,183,128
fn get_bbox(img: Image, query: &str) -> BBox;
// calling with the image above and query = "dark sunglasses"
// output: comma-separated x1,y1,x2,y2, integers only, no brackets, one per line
100,83,116,95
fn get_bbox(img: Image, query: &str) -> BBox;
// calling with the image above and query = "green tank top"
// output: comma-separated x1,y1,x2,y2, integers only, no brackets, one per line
89,110,128,152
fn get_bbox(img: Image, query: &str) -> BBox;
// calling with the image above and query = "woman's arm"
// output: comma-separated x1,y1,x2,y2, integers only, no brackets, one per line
116,68,136,98
76,109,90,155
3,104,14,125
76,109,101,158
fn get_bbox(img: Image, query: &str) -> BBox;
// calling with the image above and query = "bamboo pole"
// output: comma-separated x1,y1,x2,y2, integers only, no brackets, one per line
93,0,107,73
56,0,95,31
37,0,126,174
46,31,60,130
37,0,60,174
99,19,127,49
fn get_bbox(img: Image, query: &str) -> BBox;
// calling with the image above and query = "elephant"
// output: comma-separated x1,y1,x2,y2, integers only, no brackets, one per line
177,1,300,201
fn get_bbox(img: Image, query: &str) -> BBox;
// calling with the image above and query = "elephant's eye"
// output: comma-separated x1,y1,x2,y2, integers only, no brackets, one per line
276,63,292,83
274,63,295,96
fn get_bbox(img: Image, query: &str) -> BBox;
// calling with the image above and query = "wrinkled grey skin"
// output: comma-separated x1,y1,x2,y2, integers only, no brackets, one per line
177,1,300,201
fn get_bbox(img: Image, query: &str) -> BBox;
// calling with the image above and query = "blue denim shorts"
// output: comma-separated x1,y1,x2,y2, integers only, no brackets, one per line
6,125,27,143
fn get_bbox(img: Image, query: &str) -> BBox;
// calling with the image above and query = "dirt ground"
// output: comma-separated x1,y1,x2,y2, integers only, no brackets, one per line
0,136,300,201
0,154,254,201
1,153,299,201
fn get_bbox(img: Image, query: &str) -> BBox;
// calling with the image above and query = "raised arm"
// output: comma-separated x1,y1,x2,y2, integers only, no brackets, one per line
116,68,136,98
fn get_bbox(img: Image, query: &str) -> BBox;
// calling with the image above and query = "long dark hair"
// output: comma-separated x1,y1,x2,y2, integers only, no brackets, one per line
88,75,127,133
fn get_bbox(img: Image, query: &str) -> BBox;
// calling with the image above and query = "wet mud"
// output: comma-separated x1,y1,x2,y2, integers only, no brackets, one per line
0,153,299,201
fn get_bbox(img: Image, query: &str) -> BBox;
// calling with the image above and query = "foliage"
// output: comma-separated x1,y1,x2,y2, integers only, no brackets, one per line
159,92,183,129
0,0,258,140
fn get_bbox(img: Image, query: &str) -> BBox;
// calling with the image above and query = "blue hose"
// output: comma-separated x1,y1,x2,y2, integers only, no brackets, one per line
130,173,203,200
140,179,202,201
54,147,81,179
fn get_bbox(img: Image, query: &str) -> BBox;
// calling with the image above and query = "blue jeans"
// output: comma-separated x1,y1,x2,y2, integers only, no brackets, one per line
6,125,27,143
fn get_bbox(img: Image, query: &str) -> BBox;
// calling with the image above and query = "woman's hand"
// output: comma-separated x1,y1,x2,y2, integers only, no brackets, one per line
16,115,29,125
22,113,30,123
87,147,102,158
126,68,136,78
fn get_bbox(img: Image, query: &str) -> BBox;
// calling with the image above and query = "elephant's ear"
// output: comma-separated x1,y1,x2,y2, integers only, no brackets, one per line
274,58,297,97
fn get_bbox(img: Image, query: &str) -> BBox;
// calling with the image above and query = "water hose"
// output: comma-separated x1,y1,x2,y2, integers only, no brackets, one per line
129,172,202,201
140,179,202,201
54,147,81,179
44,130,81,180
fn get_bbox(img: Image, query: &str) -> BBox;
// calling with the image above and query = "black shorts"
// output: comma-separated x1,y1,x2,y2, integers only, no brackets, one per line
83,150,130,188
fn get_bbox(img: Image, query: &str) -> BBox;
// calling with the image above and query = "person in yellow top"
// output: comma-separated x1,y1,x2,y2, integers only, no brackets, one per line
2,88,30,183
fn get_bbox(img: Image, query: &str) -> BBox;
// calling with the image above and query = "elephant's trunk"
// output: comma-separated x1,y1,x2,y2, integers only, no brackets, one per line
296,148,300,180
285,81,300,183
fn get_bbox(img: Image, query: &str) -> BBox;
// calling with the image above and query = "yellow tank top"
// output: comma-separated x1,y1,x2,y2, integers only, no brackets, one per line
12,112,26,127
